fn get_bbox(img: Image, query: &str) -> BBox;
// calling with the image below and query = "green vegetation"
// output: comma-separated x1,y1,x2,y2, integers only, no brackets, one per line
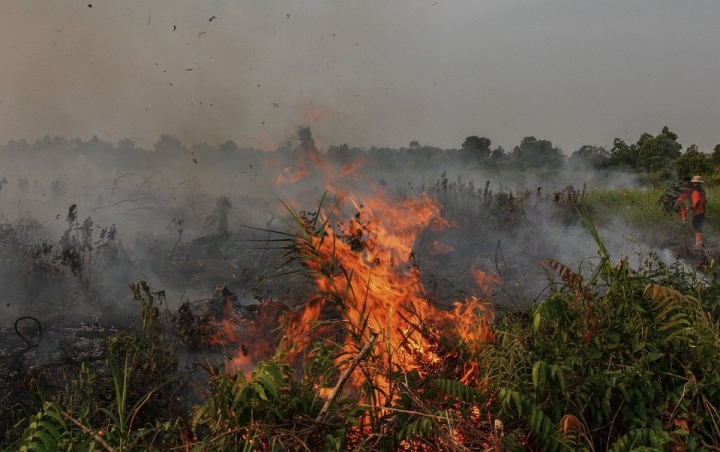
5,179,720,451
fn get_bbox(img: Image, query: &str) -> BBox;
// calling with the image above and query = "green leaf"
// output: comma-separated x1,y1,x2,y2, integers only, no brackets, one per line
32,431,55,451
532,311,542,332
250,382,268,401
532,361,545,390
28,444,49,452
38,421,64,444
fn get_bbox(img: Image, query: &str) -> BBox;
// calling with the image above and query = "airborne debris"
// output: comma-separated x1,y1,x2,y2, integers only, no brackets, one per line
209,15,216,22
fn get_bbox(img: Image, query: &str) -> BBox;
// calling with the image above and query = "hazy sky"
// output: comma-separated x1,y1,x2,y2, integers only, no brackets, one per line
2,0,719,154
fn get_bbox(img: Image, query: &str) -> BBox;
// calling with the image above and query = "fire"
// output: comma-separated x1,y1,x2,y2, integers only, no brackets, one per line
283,188,497,404
207,296,289,379
275,165,310,185
207,315,255,379
341,156,364,177
211,144,498,415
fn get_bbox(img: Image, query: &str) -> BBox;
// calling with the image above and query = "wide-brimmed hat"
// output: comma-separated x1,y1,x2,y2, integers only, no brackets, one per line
692,175,704,183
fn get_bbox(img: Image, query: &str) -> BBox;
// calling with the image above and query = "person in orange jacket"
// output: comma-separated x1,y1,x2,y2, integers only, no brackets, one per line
676,177,693,224
690,175,707,247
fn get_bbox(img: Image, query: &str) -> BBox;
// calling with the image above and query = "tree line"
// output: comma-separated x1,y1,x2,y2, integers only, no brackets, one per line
4,126,719,178
331,126,719,178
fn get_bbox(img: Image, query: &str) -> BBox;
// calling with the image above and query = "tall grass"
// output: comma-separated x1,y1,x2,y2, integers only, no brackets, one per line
583,185,720,243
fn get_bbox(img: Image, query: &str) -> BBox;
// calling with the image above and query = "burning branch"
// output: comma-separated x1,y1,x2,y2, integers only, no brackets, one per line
315,333,378,423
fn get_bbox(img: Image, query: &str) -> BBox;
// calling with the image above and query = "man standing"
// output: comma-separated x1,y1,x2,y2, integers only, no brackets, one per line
691,175,707,248
676,177,693,224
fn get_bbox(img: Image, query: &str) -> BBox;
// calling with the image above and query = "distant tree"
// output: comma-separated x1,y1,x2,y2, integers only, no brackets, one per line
676,144,713,177
460,136,492,165
490,146,506,160
401,140,442,168
4,139,29,152
367,146,398,171
661,125,677,141
606,138,639,169
711,144,720,167
510,136,565,170
298,126,318,153
569,145,609,170
636,126,682,172
327,143,365,165
117,138,136,150
487,146,508,170
153,135,185,154
51,136,69,150
32,135,53,150
461,136,491,152
284,126,320,161
218,140,240,154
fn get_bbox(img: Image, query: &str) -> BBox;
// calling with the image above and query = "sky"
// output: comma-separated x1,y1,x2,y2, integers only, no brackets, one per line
2,0,719,155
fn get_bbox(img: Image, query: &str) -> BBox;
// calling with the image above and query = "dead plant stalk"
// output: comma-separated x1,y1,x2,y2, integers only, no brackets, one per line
315,333,378,423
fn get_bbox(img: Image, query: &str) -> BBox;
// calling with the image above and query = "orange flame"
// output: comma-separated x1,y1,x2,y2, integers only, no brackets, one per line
216,144,497,406
283,190,496,402
471,267,502,297
275,166,310,185
341,156,365,177
208,299,289,379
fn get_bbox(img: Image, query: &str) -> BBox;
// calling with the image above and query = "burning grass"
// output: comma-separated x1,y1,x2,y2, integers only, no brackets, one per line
6,177,720,450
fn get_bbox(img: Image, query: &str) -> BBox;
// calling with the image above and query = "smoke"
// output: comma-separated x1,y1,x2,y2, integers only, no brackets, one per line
3,3,719,442
0,130,687,322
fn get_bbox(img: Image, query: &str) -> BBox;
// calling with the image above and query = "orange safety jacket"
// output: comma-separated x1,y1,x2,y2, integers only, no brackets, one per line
677,191,691,219
692,188,706,215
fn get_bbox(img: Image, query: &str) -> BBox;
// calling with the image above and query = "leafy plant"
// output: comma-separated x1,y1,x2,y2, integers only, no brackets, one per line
28,204,121,297
480,207,720,450
10,281,185,451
